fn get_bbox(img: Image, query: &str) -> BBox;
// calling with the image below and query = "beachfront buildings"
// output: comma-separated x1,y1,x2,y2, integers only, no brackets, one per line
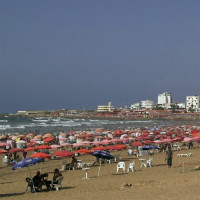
97,102,114,112
130,100,154,110
157,92,172,108
186,96,200,112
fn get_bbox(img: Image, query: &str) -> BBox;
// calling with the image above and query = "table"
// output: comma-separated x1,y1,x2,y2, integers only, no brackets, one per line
139,159,146,168
82,168,90,179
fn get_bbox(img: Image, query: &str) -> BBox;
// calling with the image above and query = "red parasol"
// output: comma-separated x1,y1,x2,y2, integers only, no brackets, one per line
9,148,24,153
0,149,8,154
75,149,91,154
24,147,36,152
35,145,51,150
143,140,153,145
0,143,10,147
30,152,51,159
131,141,143,146
91,146,106,151
53,151,74,157
43,137,55,143
116,144,127,149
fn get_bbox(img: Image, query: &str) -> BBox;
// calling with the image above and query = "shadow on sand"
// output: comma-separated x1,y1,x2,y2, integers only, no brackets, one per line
0,182,12,185
112,172,128,176
0,192,25,198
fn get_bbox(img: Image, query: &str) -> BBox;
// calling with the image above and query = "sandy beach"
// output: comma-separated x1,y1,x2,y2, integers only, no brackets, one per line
1,147,200,200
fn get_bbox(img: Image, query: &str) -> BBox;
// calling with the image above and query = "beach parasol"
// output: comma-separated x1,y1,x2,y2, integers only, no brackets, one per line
50,145,61,149
60,143,72,147
0,143,10,147
131,141,143,147
0,149,8,154
75,149,91,155
53,151,74,157
43,137,55,143
92,150,114,176
92,150,114,160
91,146,106,151
9,148,24,153
35,145,51,150
30,152,51,159
24,147,36,152
141,146,160,150
12,157,44,170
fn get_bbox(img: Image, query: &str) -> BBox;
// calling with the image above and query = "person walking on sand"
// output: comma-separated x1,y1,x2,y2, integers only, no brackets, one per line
165,146,173,168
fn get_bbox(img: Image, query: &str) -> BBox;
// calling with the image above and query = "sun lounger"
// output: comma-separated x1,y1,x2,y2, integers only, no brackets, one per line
177,153,192,157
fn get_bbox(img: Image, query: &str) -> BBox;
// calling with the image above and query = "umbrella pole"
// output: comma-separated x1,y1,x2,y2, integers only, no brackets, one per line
28,166,36,194
98,161,101,176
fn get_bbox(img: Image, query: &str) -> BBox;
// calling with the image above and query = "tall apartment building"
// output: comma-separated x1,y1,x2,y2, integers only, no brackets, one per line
186,96,200,112
158,92,172,105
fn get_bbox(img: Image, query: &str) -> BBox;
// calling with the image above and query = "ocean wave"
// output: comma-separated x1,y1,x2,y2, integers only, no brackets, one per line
0,120,8,123
0,125,11,130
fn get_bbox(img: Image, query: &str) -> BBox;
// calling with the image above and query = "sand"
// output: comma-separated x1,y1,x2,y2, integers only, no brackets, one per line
1,147,200,200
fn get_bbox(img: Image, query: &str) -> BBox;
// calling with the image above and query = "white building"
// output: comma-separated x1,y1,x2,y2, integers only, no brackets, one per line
97,102,114,112
130,100,154,110
130,102,141,110
141,100,154,109
176,102,186,109
158,92,172,105
186,96,200,112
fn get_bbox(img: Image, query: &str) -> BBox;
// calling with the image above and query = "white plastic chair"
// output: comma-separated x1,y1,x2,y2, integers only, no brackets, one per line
2,156,8,165
117,162,125,172
146,158,153,167
127,149,133,156
127,161,135,172
52,176,63,191
114,153,121,162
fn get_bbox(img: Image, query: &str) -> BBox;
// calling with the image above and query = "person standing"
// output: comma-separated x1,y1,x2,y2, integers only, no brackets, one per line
165,146,173,168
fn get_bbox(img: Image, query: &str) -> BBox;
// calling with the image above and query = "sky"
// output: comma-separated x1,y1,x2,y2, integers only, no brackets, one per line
0,0,200,113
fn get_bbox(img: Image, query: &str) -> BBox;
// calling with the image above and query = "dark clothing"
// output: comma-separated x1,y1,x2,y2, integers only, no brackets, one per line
33,174,51,190
166,150,173,167
33,174,41,187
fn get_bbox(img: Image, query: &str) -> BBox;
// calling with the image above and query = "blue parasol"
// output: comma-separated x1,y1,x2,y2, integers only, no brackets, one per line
12,157,44,170
141,146,160,150
92,150,114,160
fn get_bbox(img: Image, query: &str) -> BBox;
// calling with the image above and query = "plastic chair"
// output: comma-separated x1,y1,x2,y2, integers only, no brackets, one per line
127,161,135,172
146,158,153,167
127,149,133,156
117,162,125,172
2,157,8,165
114,153,121,162
52,176,63,191
25,177,35,193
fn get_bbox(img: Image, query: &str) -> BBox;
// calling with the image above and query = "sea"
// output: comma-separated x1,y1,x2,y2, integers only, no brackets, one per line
0,116,200,135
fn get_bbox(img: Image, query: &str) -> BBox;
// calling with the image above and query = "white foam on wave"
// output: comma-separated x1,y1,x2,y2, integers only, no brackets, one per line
0,125,11,130
0,120,8,123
